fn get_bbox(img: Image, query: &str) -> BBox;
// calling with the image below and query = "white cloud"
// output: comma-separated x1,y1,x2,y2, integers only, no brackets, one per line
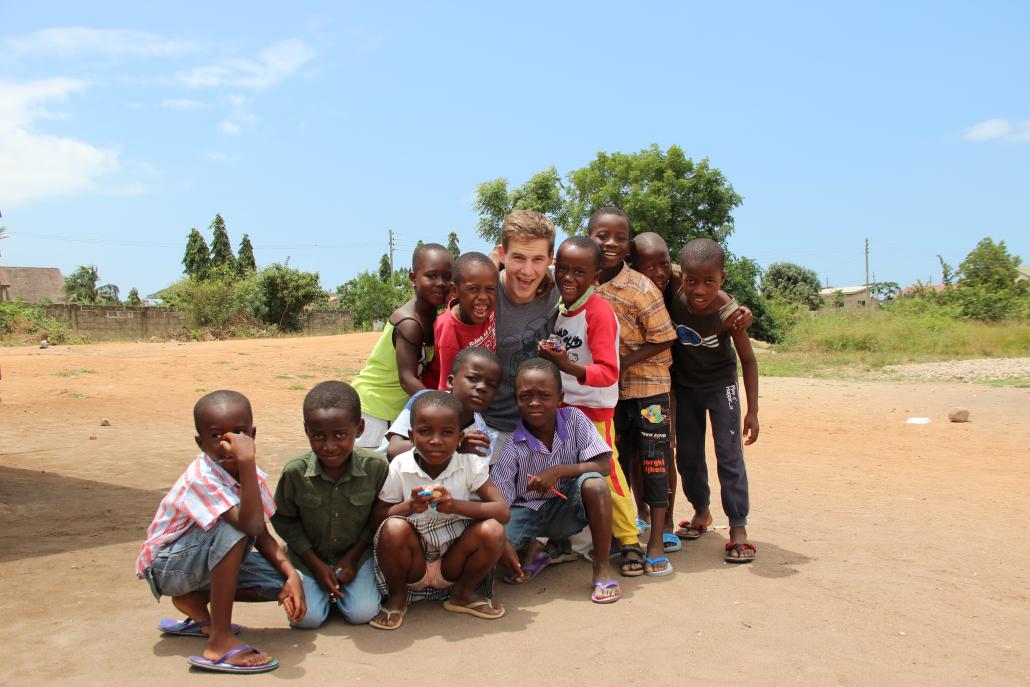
219,94,257,135
0,79,120,206
175,39,316,91
161,98,209,110
3,27,202,59
962,117,1030,143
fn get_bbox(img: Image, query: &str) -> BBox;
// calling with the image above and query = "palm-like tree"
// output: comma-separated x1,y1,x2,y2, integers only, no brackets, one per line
64,265,100,304
97,283,120,304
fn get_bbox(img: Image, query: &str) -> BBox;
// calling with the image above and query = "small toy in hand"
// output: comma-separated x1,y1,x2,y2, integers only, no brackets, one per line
540,334,564,352
419,485,443,510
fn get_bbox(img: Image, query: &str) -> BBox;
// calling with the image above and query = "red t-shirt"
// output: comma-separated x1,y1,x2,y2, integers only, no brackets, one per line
433,300,496,389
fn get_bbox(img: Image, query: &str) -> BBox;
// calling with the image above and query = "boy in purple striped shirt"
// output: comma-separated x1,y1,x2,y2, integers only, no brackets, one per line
492,359,622,603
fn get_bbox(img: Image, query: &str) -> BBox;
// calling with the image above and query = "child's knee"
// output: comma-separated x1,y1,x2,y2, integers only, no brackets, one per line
341,593,381,625
581,475,609,500
378,517,416,545
477,519,506,548
291,600,330,630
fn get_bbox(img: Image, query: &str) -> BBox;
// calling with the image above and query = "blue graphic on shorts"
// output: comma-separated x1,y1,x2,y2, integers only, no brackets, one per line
675,324,719,348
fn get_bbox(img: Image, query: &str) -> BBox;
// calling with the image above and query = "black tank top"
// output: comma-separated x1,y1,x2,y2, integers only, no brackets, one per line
666,292,739,387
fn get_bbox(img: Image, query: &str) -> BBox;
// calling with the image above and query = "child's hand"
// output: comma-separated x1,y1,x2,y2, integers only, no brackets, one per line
536,340,568,367
333,549,361,586
459,429,490,456
528,468,560,494
728,306,753,332
312,559,343,601
743,411,759,445
219,432,256,466
618,369,628,391
501,542,523,579
410,486,433,513
431,485,456,513
278,572,307,624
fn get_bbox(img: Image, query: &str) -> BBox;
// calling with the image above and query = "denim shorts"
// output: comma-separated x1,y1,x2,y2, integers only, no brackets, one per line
505,471,604,551
141,519,282,601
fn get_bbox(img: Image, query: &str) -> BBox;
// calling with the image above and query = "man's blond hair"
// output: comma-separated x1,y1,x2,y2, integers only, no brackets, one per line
500,210,556,252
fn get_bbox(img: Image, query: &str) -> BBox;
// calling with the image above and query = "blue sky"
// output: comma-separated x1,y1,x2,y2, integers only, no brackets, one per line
1,1,1028,297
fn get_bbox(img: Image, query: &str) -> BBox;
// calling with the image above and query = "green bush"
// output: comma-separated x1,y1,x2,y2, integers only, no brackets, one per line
247,263,322,332
0,301,82,344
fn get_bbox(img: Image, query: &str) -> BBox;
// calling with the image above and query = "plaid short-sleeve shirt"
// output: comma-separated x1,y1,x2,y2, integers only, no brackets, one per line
596,264,676,399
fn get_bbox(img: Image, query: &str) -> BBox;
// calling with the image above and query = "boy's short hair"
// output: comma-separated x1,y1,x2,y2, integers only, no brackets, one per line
193,390,252,431
412,242,449,271
587,206,631,234
454,251,498,285
517,357,562,391
681,238,726,269
500,210,556,252
451,346,502,375
559,235,603,270
303,380,360,419
411,389,463,424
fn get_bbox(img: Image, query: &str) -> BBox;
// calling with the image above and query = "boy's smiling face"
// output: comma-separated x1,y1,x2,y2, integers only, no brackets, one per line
554,242,599,306
304,406,363,474
499,237,552,304
448,357,502,416
194,402,256,477
454,261,497,324
588,213,631,271
632,237,673,293
515,368,561,433
681,258,726,313
410,248,454,308
412,404,463,465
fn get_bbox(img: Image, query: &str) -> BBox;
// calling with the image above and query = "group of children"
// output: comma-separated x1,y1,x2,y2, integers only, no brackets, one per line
137,208,761,673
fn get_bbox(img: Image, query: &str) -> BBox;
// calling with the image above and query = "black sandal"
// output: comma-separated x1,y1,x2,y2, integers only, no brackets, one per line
619,544,645,577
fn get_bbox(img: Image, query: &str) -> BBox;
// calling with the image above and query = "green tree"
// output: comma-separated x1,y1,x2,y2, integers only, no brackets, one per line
250,263,321,331
125,287,143,306
936,254,955,287
723,254,779,342
378,253,392,282
474,167,566,244
236,234,257,275
63,265,100,304
958,238,1021,291
209,214,237,273
870,281,901,301
183,228,211,280
761,262,823,309
96,283,120,304
447,232,460,258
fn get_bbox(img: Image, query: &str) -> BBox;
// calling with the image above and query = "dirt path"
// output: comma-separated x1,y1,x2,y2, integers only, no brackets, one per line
1,334,1028,686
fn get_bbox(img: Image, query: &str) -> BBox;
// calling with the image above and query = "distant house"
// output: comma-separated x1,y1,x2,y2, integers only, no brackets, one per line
819,285,876,311
1018,264,1030,283
900,283,949,297
0,267,65,303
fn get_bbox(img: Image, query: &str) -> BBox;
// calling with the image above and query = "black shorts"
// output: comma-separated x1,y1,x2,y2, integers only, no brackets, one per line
613,392,671,507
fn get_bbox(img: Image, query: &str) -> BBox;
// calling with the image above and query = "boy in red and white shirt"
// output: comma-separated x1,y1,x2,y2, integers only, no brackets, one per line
433,252,498,390
537,237,665,579
137,390,305,674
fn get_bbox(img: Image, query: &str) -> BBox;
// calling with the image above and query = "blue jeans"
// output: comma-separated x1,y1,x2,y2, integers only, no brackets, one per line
246,555,381,628
142,519,282,601
505,472,604,551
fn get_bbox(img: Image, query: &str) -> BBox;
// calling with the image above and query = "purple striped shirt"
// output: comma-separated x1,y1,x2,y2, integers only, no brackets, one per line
492,407,612,510
136,452,276,576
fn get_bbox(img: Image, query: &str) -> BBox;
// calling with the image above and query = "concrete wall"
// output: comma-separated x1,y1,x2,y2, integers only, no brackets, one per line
43,305,353,341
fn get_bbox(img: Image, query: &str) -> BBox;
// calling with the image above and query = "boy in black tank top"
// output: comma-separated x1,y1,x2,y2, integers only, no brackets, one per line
667,238,760,563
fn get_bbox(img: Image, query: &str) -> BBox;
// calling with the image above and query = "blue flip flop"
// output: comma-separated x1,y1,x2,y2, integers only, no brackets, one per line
662,532,683,553
644,556,674,577
159,618,241,637
636,518,651,534
188,646,278,673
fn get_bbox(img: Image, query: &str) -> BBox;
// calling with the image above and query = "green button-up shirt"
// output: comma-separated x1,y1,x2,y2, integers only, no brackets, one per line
270,448,389,575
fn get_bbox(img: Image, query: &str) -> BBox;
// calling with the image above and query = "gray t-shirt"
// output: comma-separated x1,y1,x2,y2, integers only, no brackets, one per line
483,275,559,432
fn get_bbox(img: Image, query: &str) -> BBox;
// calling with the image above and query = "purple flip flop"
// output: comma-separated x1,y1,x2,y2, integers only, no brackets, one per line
503,550,552,584
159,618,241,637
591,579,623,604
187,646,279,673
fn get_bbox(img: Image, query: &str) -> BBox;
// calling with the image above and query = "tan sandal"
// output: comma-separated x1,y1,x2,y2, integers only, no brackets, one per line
442,597,506,620
368,607,406,630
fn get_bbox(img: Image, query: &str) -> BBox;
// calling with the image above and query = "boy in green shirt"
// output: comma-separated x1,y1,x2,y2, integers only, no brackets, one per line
269,381,389,627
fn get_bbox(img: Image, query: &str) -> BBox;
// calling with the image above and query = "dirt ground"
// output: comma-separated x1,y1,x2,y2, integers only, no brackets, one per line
1,333,1027,686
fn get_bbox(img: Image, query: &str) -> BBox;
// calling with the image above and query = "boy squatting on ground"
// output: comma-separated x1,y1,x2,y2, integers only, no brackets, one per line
137,390,305,674
353,243,454,448
246,381,388,628
629,231,753,541
433,252,498,390
668,238,760,563
385,347,502,460
537,236,672,577
588,207,677,574
493,359,623,603
369,391,509,630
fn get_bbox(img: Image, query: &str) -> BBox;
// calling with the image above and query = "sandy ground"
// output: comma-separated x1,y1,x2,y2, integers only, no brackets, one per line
1,333,1028,686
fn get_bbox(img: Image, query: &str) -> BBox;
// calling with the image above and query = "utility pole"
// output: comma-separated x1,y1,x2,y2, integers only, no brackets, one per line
388,229,395,284
864,238,871,313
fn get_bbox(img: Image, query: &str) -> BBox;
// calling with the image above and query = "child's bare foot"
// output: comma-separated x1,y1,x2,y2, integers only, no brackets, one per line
369,596,408,630
675,508,713,540
202,635,273,668
724,525,756,563
590,559,622,603
445,588,505,619
170,592,215,635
